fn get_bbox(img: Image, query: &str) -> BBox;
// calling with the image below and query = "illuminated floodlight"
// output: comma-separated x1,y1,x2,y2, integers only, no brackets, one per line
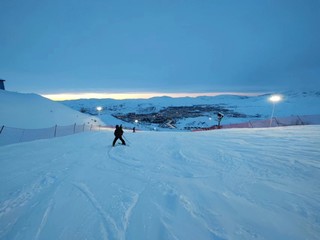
134,119,139,123
269,95,282,103
269,94,283,127
96,106,103,116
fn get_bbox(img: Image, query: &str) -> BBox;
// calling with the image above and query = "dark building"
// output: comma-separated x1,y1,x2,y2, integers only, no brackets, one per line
0,79,5,90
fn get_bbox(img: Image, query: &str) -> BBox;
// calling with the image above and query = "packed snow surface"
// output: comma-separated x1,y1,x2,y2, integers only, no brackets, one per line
0,126,319,239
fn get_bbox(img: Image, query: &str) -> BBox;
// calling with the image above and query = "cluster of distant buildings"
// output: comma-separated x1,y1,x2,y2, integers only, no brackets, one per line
0,79,5,90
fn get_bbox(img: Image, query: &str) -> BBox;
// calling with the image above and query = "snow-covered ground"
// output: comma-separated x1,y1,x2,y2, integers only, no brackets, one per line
0,90,102,129
1,126,319,239
1,90,319,239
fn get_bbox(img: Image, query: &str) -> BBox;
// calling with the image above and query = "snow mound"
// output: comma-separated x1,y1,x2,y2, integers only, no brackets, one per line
0,91,103,128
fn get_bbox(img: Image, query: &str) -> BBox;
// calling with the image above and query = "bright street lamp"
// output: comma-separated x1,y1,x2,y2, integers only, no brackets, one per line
269,94,282,127
269,95,282,103
96,106,103,116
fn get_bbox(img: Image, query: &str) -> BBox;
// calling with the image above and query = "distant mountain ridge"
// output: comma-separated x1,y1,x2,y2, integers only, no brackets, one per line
61,91,320,130
1,90,318,130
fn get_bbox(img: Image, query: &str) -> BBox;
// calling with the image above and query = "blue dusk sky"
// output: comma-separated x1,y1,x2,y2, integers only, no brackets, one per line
0,0,320,99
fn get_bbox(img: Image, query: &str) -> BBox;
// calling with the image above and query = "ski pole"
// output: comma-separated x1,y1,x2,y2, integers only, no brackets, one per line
123,135,130,145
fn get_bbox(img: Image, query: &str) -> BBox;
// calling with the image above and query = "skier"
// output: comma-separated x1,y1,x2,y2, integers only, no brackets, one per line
112,125,126,146
217,112,224,127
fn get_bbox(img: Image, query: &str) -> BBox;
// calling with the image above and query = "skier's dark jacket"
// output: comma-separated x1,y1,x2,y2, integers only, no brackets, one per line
114,125,123,137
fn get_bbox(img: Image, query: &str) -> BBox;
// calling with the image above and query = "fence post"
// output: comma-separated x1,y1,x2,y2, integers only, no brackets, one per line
249,121,253,128
73,123,76,134
54,125,57,137
297,115,304,125
0,125,4,134
90,124,92,131
19,129,25,142
83,124,85,132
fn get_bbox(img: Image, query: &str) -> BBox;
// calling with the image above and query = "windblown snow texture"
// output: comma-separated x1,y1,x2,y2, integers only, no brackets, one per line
0,126,319,239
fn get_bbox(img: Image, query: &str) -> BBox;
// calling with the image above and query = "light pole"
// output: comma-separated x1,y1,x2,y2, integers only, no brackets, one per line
269,95,282,127
96,106,102,116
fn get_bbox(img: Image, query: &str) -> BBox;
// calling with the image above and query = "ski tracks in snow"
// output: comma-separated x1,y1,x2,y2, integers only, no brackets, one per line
34,198,54,240
107,145,143,169
72,182,119,239
0,173,57,218
0,149,78,239
73,182,142,240
0,172,60,239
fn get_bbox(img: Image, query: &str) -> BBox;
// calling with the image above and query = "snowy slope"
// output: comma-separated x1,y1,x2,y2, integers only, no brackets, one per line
0,126,319,239
0,90,103,128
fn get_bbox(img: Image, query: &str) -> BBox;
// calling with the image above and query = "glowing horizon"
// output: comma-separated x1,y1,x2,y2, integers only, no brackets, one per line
41,92,264,101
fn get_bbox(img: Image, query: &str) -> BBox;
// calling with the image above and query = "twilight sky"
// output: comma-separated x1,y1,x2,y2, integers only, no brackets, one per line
1,0,320,99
